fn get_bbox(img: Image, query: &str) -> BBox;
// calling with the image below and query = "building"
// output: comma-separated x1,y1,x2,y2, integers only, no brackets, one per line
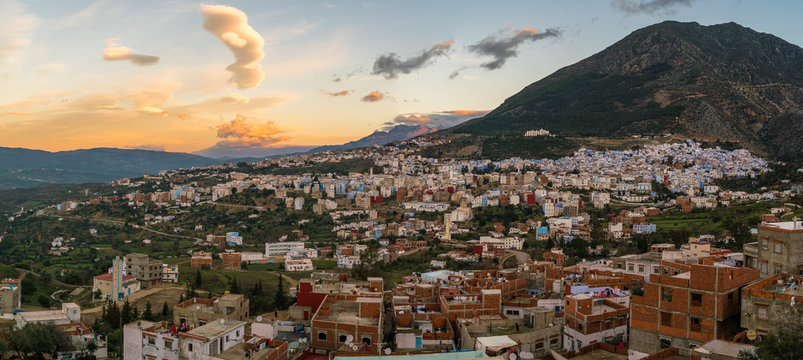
191,251,213,268
226,232,243,246
125,253,164,288
740,273,803,336
285,258,314,271
93,273,140,301
178,319,247,359
174,294,250,328
265,242,305,257
633,223,657,235
310,294,383,354
123,320,180,360
629,259,760,354
221,252,243,268
162,264,179,283
748,221,803,276
563,293,629,351
14,303,81,329
0,278,21,314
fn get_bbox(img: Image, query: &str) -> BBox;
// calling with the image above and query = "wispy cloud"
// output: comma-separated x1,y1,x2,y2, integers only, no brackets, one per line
361,91,386,102
611,0,693,15
0,0,37,59
201,4,266,89
372,40,453,79
103,38,160,66
321,89,353,97
468,27,561,70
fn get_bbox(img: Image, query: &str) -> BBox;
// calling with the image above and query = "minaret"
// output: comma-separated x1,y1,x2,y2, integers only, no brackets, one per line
444,213,452,241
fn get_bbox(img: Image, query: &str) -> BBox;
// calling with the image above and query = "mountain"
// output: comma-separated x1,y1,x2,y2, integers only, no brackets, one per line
308,124,437,153
193,145,316,159
0,147,222,189
447,21,803,160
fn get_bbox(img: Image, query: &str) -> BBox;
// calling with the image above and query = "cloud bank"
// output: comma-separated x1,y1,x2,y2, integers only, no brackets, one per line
372,40,452,79
201,4,266,89
612,0,693,14
387,110,489,129
468,27,561,70
103,38,160,66
215,114,288,148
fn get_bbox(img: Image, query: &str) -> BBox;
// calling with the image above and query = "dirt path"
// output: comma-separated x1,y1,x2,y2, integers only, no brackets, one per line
82,284,186,314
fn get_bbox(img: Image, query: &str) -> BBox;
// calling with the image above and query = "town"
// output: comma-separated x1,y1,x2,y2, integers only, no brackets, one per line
0,138,800,360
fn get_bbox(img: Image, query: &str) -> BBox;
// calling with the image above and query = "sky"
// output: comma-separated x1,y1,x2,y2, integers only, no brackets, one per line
0,0,801,157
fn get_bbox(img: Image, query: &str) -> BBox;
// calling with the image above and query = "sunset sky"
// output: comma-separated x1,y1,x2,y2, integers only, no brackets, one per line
1,0,801,157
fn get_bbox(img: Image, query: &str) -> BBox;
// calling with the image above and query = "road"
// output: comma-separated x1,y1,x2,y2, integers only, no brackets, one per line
504,249,531,267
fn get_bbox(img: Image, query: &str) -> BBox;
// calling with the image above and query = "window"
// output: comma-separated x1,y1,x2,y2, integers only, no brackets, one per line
760,263,767,274
628,264,634,271
774,243,782,254
165,340,173,350
775,266,782,274
578,323,583,332
661,312,671,326
653,267,660,274
761,240,768,250
663,268,669,275
691,293,702,307
318,332,327,341
660,338,671,349
535,342,544,350
690,317,701,332
339,335,348,343
757,306,767,320
362,337,372,345
662,288,673,302
550,338,559,345
188,344,193,352
148,336,156,345
727,293,733,301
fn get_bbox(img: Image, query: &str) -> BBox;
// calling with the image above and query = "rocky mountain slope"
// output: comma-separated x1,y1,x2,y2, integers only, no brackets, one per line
448,21,803,160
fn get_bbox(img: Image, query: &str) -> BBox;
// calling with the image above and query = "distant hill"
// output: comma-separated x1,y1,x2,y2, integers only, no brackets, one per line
0,147,221,189
308,124,436,153
447,21,803,160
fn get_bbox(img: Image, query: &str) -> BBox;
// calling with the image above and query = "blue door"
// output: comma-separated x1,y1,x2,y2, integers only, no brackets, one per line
415,337,422,349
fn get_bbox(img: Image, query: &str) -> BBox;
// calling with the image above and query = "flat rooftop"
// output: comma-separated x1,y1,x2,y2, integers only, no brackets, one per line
568,349,627,360
183,320,246,340
334,350,488,360
316,300,380,326
759,221,803,232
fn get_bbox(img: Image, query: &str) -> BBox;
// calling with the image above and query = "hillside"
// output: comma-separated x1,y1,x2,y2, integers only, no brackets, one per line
309,124,436,153
0,147,221,189
447,21,803,160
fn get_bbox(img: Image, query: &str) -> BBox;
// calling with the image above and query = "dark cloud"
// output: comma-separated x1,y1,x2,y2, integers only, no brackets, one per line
611,0,693,14
389,110,489,129
331,67,363,82
372,40,452,79
448,66,469,80
361,91,386,102
468,27,561,70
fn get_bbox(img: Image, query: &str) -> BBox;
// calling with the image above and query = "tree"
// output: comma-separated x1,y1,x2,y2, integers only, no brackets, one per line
739,323,803,360
351,245,385,280
229,277,241,294
195,270,202,289
161,301,169,318
121,300,132,325
85,340,98,356
0,337,7,360
143,301,154,321
274,275,287,310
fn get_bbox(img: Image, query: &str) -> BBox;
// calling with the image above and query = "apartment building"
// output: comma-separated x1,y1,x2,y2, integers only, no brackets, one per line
629,259,759,354
310,294,383,354
563,293,629,351
191,251,213,268
178,320,246,359
162,264,179,283
93,273,140,301
740,273,803,335
265,242,305,257
746,221,803,276
174,294,250,328
285,258,314,271
0,278,21,314
125,253,164,288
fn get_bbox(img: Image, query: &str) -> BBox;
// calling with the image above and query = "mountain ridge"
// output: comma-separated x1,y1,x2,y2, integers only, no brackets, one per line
446,21,803,160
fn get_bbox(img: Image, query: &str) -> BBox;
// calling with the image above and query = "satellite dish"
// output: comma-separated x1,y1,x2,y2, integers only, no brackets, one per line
346,335,354,343
220,319,225,325
747,330,757,341
256,316,263,322
352,345,359,351
384,348,391,355
509,354,517,360
520,352,534,359
196,305,201,310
